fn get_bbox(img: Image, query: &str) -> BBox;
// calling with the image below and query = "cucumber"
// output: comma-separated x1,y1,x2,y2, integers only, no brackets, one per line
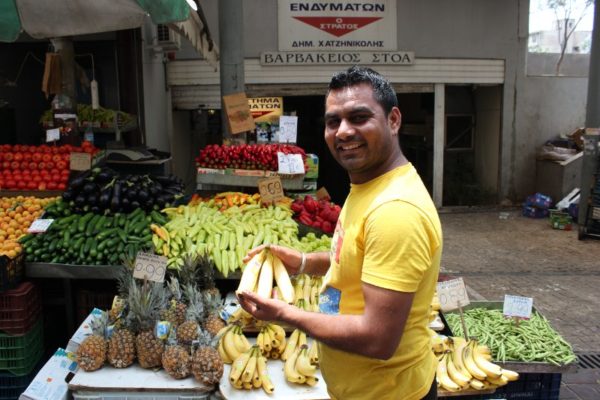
78,212,94,233
85,215,101,236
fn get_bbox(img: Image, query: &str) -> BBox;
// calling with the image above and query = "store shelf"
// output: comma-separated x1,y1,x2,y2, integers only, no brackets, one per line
197,169,305,190
25,263,121,280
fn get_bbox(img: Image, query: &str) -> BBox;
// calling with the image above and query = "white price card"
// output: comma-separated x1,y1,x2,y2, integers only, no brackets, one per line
277,152,305,174
46,128,60,142
503,294,533,319
70,152,92,171
279,115,298,143
27,219,54,233
436,278,470,312
133,252,168,283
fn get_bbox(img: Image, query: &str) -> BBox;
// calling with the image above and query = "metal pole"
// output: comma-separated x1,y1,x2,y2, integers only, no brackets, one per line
219,0,246,144
579,0,600,237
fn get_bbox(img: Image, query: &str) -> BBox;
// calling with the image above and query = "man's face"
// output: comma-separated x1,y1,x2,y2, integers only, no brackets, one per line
324,83,401,184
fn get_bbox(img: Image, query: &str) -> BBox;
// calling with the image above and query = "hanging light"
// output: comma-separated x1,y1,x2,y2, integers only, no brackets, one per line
186,0,198,11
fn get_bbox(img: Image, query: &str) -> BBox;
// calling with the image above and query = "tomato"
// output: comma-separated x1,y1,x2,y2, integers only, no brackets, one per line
26,181,37,190
17,180,26,189
39,145,50,153
27,146,36,153
56,161,67,170
6,179,16,189
42,154,52,162
22,153,32,161
50,168,59,176
52,154,62,162
60,168,70,176
47,182,57,190
2,161,10,169
51,173,61,182
13,152,23,161
32,153,42,162
57,182,67,190
37,162,45,170
10,161,19,170
4,153,13,161
28,162,37,170
37,182,47,190
32,175,41,183
20,161,28,170
62,154,70,161
31,170,39,176
46,161,55,170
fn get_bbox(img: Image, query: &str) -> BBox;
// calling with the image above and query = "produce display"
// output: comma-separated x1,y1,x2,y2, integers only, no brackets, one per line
40,104,135,128
0,142,99,191
0,196,56,258
291,195,340,234
62,167,184,214
21,207,160,265
445,307,577,365
430,334,520,393
195,144,307,172
189,192,261,210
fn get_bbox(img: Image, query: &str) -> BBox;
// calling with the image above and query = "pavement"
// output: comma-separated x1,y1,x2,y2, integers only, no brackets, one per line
439,208,600,399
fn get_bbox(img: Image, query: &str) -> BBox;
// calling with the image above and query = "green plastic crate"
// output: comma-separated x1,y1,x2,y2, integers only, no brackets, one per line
0,318,44,376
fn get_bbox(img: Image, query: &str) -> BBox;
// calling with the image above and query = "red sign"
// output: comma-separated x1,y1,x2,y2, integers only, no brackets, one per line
293,16,381,37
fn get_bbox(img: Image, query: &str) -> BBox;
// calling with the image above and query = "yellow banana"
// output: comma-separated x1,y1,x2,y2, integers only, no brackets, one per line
231,378,243,389
241,347,258,383
501,369,519,382
305,375,319,387
437,353,461,392
252,367,262,388
233,326,251,353
218,337,233,364
446,351,471,389
471,341,502,379
451,339,473,380
298,330,307,348
462,341,487,381
256,252,274,298
229,349,252,383
295,346,317,376
262,328,273,353
469,378,486,390
268,323,286,343
486,373,509,386
256,331,265,354
284,347,304,383
242,381,252,389
281,329,300,361
272,255,295,303
257,355,275,394
236,250,266,294
222,328,241,361
308,340,319,364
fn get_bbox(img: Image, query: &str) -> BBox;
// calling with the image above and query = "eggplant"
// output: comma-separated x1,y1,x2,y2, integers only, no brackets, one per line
110,181,122,212
82,182,97,194
62,190,74,202
99,189,112,207
74,195,86,207
121,197,131,212
91,206,100,214
96,170,114,183
137,189,149,203
130,200,141,210
87,193,98,206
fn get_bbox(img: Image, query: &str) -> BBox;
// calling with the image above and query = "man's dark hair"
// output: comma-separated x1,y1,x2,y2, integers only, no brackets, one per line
327,66,398,116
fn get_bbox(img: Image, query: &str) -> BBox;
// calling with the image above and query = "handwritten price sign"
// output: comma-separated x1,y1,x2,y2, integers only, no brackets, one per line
436,278,470,312
133,252,168,283
258,176,284,205
503,295,533,319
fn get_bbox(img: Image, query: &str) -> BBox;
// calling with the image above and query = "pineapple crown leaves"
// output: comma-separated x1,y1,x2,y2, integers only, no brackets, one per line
115,264,134,299
183,284,205,323
126,279,168,332
196,253,217,291
178,252,201,287
165,276,183,302
201,289,223,317
194,327,219,351
88,310,109,338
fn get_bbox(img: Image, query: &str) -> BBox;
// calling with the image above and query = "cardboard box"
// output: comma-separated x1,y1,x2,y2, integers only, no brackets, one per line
66,308,103,354
19,348,78,400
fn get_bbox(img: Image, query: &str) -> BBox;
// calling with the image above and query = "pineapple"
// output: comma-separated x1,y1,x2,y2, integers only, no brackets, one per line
107,326,136,368
128,280,167,369
76,310,109,372
162,330,191,379
192,329,224,386
176,285,204,346
160,277,187,327
202,289,225,337
195,253,218,293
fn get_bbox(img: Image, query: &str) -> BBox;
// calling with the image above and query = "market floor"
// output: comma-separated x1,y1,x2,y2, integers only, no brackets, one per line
439,208,600,400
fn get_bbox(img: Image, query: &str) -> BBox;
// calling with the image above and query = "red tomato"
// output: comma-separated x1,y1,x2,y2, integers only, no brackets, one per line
45,162,55,170
37,162,46,170
20,161,28,170
50,168,59,176
22,153,32,161
56,161,67,170
37,182,47,190
10,161,19,170
52,154,62,162
4,153,13,161
27,146,36,153
13,152,23,161
62,154,70,161
32,153,42,162
26,181,37,190
6,179,16,189
17,180,26,189
42,154,52,162
50,147,59,154
32,175,41,183
60,169,70,176
57,182,67,190
47,182,57,190
31,170,39,176
39,145,50,153
28,162,37,170
2,161,10,169
51,173,61,182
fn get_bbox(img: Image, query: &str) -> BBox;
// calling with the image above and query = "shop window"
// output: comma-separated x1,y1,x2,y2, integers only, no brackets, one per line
445,114,474,151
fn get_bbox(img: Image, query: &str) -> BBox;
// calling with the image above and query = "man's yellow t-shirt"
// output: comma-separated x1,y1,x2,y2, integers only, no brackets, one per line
319,163,442,400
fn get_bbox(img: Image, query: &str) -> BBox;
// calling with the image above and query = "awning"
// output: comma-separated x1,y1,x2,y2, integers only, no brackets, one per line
169,11,219,70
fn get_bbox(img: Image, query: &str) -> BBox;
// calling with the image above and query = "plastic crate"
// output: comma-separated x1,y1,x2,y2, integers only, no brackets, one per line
0,303,41,336
0,318,44,376
0,282,42,335
0,359,43,400
0,254,24,293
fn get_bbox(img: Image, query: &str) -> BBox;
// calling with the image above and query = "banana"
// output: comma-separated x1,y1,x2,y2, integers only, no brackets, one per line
241,347,258,383
256,331,266,354
305,376,319,387
284,347,304,383
437,353,461,392
298,330,307,347
218,337,233,364
252,368,262,388
222,328,241,361
451,339,473,380
469,379,486,390
501,369,519,382
308,340,319,364
272,254,295,303
236,250,266,294
256,252,274,298
233,326,251,353
257,355,275,394
446,351,471,389
268,323,286,343
295,346,317,376
462,341,487,381
229,348,252,384
471,341,502,379
486,374,509,386
281,329,300,361
262,328,273,353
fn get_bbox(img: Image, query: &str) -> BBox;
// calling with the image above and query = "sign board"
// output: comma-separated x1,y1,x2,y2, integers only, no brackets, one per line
278,0,397,51
279,115,298,143
223,92,255,134
248,97,283,123
46,128,60,142
261,51,414,66
70,152,92,171
133,252,168,283
258,176,285,204
27,218,54,233
503,294,533,319
277,152,305,174
436,278,470,312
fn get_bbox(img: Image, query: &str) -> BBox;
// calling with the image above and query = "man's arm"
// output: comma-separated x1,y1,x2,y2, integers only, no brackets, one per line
238,281,414,360
243,245,331,276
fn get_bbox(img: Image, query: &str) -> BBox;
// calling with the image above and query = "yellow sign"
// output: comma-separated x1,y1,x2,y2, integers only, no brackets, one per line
248,97,283,123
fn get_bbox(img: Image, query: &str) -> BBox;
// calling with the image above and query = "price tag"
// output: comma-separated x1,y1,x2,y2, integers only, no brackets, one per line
27,219,54,233
133,252,168,283
503,294,533,319
436,278,470,312
277,152,304,174
70,152,92,171
258,176,284,205
279,115,298,143
46,128,60,142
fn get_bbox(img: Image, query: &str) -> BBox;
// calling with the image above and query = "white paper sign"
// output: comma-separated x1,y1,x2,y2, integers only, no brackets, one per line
70,152,92,171
503,294,533,319
133,252,168,283
436,278,470,312
279,115,298,143
277,152,305,174
46,128,60,142
27,219,54,233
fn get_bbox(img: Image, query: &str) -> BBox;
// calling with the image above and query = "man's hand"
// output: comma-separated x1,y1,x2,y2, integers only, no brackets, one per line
243,244,303,275
237,290,291,322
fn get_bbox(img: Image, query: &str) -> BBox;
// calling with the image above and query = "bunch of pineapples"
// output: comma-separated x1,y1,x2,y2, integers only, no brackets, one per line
75,253,226,386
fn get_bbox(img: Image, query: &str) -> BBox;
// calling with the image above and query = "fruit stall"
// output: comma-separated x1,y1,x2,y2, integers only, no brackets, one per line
0,140,577,400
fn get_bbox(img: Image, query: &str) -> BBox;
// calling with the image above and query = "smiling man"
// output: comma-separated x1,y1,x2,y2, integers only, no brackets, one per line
238,66,442,399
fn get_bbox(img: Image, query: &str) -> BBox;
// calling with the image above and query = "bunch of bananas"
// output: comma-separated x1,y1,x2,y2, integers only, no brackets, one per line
236,249,295,303
436,337,519,393
429,291,442,323
291,274,322,312
256,323,287,359
217,324,252,364
229,345,275,393
284,340,320,386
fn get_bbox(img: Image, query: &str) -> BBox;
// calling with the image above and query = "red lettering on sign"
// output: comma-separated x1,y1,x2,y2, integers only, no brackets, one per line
293,17,381,37
251,111,274,118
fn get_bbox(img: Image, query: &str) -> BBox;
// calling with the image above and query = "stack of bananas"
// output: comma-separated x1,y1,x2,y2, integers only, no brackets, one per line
282,329,320,386
436,336,519,393
236,249,295,303
291,274,322,312
229,345,275,393
217,324,252,364
256,323,287,359
430,290,441,323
